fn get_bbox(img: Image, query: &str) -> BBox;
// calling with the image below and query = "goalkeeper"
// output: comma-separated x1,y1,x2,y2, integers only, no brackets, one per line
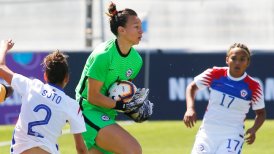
75,2,153,154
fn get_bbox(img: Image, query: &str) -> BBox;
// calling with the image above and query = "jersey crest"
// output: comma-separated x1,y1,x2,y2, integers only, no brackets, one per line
126,69,133,78
240,89,248,98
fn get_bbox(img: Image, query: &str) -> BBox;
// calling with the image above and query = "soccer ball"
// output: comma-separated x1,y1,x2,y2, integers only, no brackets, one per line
108,80,137,103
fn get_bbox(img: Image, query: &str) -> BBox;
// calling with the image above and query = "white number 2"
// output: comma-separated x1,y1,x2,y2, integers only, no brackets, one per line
27,104,52,138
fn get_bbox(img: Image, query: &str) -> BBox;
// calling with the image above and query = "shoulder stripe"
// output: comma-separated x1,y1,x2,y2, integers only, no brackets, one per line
201,67,227,86
244,76,263,104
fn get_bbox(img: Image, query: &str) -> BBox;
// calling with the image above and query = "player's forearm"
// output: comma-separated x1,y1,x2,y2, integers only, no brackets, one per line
0,39,14,65
251,108,266,133
87,92,116,109
0,47,7,65
0,40,14,84
186,81,198,109
0,65,14,85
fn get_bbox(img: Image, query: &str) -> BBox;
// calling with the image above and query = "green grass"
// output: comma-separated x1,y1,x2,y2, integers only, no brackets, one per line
1,120,274,154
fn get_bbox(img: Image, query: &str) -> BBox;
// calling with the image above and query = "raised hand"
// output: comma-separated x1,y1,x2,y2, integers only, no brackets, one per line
0,39,14,53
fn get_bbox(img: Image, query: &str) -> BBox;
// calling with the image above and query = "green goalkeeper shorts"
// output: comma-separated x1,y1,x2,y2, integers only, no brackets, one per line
82,109,116,154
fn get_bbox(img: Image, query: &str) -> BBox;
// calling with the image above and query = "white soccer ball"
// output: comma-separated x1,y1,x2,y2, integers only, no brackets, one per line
108,80,137,103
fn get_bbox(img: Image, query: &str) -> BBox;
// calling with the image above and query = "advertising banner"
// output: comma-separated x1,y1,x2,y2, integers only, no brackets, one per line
1,51,274,124
143,51,274,120
0,52,47,124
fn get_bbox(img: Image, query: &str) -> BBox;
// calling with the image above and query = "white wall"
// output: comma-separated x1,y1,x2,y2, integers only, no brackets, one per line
0,0,85,51
1,0,274,51
96,0,274,51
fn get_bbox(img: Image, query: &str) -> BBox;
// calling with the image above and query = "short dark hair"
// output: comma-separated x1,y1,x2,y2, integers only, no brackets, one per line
42,50,69,84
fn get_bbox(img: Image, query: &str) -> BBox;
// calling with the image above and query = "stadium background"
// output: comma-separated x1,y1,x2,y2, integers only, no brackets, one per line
0,0,274,124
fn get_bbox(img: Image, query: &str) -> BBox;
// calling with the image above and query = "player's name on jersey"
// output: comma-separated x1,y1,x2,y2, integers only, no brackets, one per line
41,89,62,104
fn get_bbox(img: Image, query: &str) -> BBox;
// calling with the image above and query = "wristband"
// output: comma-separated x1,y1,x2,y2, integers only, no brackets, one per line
114,101,125,110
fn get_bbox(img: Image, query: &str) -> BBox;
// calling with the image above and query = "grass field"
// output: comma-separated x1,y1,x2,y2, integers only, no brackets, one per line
1,120,274,154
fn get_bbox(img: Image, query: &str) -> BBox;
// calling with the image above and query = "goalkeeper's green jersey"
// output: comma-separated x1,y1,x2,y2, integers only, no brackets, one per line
75,39,143,116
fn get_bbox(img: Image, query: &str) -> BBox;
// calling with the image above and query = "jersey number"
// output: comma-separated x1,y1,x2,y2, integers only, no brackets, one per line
27,104,52,138
220,93,235,108
226,139,243,153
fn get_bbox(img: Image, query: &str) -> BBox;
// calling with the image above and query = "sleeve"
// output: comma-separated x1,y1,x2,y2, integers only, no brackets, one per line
132,53,143,79
87,53,109,82
67,100,86,134
251,82,265,110
194,68,214,90
11,73,32,96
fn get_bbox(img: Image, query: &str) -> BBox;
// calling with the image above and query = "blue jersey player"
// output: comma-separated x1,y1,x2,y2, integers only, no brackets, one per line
183,43,266,154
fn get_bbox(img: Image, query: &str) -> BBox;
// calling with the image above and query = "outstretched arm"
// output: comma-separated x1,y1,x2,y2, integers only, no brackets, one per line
183,81,199,128
245,108,266,145
73,133,88,154
0,39,15,84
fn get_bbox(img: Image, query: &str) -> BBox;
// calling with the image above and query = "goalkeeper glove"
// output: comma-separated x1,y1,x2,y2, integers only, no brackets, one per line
114,88,149,112
132,88,149,103
114,98,143,112
125,100,154,123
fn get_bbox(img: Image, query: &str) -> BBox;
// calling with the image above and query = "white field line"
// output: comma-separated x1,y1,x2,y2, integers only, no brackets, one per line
0,129,71,147
0,121,134,147
0,141,10,147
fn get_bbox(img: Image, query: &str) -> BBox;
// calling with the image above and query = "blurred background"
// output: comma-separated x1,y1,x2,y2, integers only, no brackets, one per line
1,0,274,50
1,0,274,124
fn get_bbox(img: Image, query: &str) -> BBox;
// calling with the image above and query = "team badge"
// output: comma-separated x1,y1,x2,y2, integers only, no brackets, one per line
240,89,248,98
101,115,110,121
126,69,133,78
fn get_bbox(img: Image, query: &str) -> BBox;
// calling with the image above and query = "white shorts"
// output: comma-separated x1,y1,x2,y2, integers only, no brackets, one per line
11,131,59,154
191,129,244,154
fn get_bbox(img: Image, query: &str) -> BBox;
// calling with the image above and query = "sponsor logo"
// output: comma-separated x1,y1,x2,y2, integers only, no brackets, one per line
126,69,133,77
